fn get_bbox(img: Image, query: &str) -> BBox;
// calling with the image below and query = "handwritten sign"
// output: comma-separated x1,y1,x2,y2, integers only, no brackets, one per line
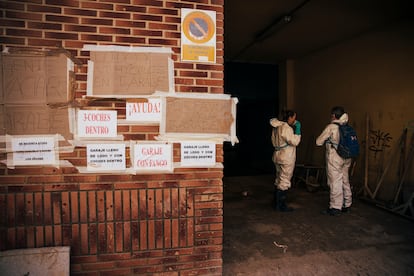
132,143,173,172
88,50,171,96
3,105,72,139
181,141,216,167
164,97,234,134
1,53,72,104
126,98,162,122
77,110,117,138
87,144,126,171
10,136,57,166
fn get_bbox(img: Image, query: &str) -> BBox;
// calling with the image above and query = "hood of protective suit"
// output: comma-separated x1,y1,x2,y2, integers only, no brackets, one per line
332,113,348,125
270,118,284,128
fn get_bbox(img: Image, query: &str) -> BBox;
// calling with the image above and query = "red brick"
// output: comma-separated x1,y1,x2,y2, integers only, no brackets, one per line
35,226,44,247
123,221,131,251
27,4,61,13
65,24,96,32
0,18,25,27
131,221,139,251
6,28,42,38
155,220,163,248
79,191,87,222
99,27,130,35
64,175,97,183
46,14,78,23
71,224,80,255
80,223,89,254
29,38,64,47
0,176,26,184
106,191,114,221
99,11,130,19
62,225,72,245
139,220,147,250
133,14,162,22
81,18,113,26
171,219,179,248
115,222,123,252
88,191,97,222
6,10,42,20
44,225,53,246
107,223,115,253
54,224,62,245
115,19,146,28
148,220,155,249
64,7,97,16
45,31,79,40
81,2,113,10
131,29,163,37
82,261,116,271
0,36,25,44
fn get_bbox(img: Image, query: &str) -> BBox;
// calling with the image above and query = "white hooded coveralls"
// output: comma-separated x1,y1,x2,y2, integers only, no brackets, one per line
270,118,301,191
316,113,352,210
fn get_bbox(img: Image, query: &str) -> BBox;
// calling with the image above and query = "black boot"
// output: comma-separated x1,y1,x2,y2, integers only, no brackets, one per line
276,189,293,212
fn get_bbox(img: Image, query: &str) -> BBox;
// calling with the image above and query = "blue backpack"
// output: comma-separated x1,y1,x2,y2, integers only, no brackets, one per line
333,123,360,159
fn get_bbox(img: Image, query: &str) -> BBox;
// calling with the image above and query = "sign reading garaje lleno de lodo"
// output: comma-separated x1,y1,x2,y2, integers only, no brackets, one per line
131,142,173,172
86,143,126,171
126,98,162,122
180,141,216,167
77,110,117,138
9,135,58,166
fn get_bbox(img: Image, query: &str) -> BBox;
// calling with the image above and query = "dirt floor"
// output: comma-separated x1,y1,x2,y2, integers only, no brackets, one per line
222,174,414,276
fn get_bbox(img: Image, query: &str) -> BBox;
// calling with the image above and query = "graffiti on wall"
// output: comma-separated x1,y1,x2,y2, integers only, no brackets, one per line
369,129,393,158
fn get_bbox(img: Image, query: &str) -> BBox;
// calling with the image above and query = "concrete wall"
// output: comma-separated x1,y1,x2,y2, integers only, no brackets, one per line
290,19,414,200
0,1,224,275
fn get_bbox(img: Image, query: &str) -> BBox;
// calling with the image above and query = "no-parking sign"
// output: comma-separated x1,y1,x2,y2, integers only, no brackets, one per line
181,8,216,63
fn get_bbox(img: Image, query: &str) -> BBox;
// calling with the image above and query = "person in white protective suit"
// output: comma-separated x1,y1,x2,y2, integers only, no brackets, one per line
270,110,301,212
316,106,352,216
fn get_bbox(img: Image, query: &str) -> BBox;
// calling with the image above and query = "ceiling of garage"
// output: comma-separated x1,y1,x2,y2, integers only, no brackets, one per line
224,0,414,64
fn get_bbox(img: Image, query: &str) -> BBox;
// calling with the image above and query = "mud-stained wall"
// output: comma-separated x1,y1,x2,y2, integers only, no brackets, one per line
0,1,225,275
290,19,414,201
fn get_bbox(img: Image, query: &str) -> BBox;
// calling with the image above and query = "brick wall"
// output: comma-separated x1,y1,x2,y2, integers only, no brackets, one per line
0,0,225,275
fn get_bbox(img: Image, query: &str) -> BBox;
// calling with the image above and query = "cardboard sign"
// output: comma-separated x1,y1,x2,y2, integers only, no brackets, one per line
86,144,126,171
132,143,173,172
1,53,73,104
2,105,73,139
77,110,117,138
9,136,57,166
126,98,162,122
181,141,216,167
86,46,173,96
163,96,234,134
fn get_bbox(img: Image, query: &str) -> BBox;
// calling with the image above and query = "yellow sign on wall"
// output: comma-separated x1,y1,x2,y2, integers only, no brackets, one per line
181,8,216,63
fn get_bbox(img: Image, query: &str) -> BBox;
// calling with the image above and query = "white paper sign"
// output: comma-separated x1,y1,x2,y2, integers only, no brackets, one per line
126,98,162,122
132,143,173,172
10,136,57,166
87,144,126,171
77,110,117,138
181,141,216,167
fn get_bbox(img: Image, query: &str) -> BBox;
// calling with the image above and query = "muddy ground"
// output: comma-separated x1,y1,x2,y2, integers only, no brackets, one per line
222,174,414,276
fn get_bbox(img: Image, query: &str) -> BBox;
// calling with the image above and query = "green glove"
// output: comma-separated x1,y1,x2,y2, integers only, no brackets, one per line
294,120,301,135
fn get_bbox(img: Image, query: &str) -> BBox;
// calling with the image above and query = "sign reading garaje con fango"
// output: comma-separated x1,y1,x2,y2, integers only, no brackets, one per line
132,143,173,172
77,110,117,138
